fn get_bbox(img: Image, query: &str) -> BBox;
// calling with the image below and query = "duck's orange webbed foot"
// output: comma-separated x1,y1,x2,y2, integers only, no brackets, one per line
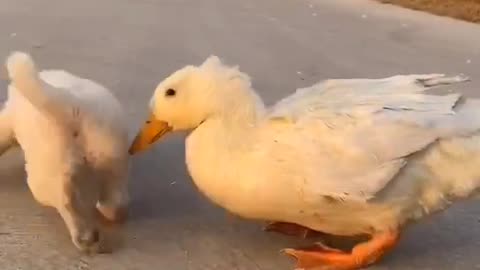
264,222,326,238
283,230,399,270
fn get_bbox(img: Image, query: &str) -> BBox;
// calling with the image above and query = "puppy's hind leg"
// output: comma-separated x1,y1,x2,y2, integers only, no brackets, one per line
0,105,17,156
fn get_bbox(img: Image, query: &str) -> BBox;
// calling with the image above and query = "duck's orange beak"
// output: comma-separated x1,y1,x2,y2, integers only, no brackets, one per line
128,113,172,155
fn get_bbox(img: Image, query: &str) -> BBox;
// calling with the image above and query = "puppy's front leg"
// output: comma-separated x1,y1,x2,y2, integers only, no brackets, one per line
97,166,129,225
0,106,17,155
57,178,107,253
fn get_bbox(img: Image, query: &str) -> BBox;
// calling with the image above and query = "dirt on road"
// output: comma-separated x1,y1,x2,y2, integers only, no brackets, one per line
378,0,480,23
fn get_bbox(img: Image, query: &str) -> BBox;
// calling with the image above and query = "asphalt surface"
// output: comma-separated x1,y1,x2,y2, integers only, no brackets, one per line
1,0,480,269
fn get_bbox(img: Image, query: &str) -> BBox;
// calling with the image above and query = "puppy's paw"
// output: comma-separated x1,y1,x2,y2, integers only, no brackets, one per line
97,205,129,225
72,227,112,254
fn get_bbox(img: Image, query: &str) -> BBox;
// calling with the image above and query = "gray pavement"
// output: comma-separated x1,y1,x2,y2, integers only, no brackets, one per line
1,0,480,269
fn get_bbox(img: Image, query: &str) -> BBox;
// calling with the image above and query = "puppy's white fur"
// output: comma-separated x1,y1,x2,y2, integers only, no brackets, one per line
2,52,130,252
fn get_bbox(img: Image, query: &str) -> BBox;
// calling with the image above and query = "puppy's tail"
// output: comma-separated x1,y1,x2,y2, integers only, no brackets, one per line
7,52,50,112
6,51,67,121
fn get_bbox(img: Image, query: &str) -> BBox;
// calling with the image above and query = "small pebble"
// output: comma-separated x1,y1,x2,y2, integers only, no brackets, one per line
10,33,16,37
312,13,317,17
170,181,177,185
361,14,368,19
466,59,472,64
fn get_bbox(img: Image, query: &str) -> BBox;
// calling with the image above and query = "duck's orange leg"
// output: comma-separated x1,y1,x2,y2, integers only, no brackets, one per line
264,222,326,238
283,230,399,270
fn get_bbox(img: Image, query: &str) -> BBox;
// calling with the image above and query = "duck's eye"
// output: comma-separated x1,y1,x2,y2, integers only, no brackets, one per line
165,88,176,97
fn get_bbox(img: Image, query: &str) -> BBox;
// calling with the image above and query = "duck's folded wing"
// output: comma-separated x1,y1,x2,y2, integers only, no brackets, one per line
263,74,471,202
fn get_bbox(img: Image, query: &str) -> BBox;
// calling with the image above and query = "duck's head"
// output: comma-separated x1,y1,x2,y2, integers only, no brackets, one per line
129,55,254,155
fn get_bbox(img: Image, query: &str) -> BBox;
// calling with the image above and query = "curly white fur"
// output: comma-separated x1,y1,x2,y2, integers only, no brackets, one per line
1,51,130,253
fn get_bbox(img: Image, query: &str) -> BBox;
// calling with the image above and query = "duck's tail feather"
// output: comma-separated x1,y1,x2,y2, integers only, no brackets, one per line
411,73,470,88
6,51,69,122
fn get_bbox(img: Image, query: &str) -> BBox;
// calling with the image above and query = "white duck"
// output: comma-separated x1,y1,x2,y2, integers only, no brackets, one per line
129,56,480,270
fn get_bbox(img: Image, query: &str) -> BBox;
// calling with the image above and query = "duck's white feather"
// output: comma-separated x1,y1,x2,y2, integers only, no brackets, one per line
257,74,474,202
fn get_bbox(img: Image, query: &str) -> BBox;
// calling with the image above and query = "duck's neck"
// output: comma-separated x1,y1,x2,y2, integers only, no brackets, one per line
206,83,266,142
221,91,265,133
185,89,266,214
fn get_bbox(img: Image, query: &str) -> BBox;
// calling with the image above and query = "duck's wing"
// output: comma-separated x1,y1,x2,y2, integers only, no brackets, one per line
263,74,473,202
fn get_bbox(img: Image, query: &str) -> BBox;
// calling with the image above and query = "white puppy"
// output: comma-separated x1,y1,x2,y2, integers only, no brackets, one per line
1,52,130,253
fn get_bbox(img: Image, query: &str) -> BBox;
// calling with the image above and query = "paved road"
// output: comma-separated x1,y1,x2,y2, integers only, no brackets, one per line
1,0,480,269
